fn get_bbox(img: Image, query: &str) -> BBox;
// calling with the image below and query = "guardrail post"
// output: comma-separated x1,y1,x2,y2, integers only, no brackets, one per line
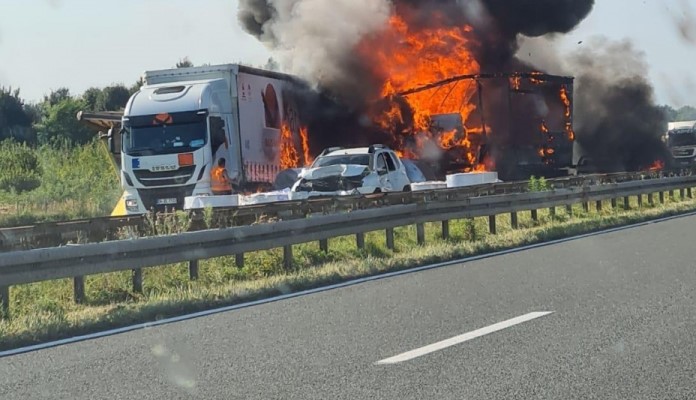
73,276,85,304
637,195,643,208
0,286,9,319
531,209,538,223
132,268,143,293
283,245,293,269
319,239,329,253
510,212,518,229
549,207,556,220
648,193,654,206
488,215,497,235
582,202,589,213
566,204,573,217
680,188,686,200
356,232,366,249
441,220,450,239
386,228,395,250
670,190,675,201
416,224,425,245
688,187,693,199
596,201,603,212
611,198,617,209
235,254,245,268
624,196,630,210
659,191,665,204
189,260,199,281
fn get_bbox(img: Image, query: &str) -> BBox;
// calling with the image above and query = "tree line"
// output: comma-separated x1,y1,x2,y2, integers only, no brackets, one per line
0,57,203,147
0,82,139,146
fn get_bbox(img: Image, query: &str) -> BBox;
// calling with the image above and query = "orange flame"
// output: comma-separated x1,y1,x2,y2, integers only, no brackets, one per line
357,12,486,170
280,123,299,169
648,160,665,171
560,85,575,141
300,126,312,165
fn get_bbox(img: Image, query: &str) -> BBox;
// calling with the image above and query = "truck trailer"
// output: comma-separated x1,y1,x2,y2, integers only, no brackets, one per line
96,64,308,214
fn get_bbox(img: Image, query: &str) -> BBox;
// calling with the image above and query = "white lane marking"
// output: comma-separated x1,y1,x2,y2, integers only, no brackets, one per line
376,311,554,365
2,210,693,358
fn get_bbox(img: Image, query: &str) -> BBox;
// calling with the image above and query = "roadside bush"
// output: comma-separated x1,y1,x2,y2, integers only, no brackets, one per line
528,175,551,192
0,140,42,193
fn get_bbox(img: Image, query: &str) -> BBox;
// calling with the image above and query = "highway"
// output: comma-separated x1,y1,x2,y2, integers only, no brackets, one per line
2,215,696,399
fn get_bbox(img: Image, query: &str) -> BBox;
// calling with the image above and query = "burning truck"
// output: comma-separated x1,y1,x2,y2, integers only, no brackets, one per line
238,1,588,182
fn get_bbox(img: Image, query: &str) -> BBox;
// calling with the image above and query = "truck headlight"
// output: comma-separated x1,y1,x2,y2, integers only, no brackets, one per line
125,198,139,211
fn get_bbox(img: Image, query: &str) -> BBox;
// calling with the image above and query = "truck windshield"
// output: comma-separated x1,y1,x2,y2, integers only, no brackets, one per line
123,112,208,156
668,130,696,147
312,154,370,167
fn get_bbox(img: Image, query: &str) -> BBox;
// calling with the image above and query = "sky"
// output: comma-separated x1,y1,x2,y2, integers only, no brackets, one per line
0,0,694,107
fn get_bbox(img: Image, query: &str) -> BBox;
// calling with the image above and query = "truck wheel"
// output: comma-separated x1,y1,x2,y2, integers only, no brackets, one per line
402,185,411,192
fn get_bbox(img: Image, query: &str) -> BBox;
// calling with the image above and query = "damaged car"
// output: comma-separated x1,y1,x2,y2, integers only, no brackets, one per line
291,145,411,196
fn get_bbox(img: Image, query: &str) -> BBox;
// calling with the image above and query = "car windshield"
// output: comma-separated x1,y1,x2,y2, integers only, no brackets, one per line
668,130,696,147
312,154,370,168
123,122,207,156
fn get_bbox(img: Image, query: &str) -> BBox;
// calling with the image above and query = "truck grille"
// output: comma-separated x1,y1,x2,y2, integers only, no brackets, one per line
137,185,196,212
672,148,695,157
133,166,196,187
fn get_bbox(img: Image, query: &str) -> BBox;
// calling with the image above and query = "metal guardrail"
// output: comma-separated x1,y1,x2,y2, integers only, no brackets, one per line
0,170,674,252
1,174,695,316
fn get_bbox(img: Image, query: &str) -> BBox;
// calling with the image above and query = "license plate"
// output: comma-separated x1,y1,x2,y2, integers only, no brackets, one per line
156,198,177,205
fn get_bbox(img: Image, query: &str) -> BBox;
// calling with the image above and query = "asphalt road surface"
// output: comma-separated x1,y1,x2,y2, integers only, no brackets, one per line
2,215,696,399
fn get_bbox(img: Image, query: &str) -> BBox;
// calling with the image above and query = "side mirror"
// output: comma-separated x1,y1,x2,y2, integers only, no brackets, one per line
107,128,117,154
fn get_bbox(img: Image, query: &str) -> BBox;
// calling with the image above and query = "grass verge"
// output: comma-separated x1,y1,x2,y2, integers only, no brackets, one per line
1,194,696,351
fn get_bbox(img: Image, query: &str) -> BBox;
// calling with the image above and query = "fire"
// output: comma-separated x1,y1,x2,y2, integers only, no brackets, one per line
358,12,484,169
648,160,665,171
300,126,312,165
280,123,300,169
280,122,313,169
560,85,575,141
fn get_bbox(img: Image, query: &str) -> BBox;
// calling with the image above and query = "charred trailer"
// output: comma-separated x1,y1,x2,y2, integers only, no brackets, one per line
468,73,576,181
398,73,576,181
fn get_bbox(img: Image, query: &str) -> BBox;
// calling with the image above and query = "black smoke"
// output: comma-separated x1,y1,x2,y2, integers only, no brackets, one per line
571,39,669,171
237,0,602,176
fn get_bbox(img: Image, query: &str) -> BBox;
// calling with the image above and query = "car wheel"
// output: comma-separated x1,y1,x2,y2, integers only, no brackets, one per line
373,188,382,194
402,185,411,192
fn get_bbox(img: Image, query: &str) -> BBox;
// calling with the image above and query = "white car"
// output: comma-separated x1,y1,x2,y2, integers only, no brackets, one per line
292,145,411,195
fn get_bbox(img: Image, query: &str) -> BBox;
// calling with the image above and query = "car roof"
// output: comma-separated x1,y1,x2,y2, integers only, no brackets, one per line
324,147,373,156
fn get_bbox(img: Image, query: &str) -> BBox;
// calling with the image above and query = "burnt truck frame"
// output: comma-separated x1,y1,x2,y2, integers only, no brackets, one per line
399,72,576,181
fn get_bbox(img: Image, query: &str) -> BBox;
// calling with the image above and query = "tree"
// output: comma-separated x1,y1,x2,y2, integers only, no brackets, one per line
35,97,94,145
129,77,145,96
82,87,103,111
95,85,130,111
659,104,696,122
43,87,71,107
176,57,194,68
0,87,35,143
675,105,696,121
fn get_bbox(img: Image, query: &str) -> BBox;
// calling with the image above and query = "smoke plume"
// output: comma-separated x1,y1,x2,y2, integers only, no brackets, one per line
570,38,668,171
239,0,637,178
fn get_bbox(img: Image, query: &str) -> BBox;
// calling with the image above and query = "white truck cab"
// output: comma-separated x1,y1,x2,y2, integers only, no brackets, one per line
111,64,307,214
292,145,411,195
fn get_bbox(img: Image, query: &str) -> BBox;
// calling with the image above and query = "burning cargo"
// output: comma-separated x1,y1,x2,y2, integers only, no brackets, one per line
382,71,576,181
239,0,593,181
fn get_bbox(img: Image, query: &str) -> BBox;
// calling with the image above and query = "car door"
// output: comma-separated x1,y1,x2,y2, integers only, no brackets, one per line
374,152,393,191
385,152,409,190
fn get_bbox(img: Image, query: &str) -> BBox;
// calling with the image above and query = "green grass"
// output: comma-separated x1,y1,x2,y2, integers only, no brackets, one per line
0,140,121,227
1,190,695,351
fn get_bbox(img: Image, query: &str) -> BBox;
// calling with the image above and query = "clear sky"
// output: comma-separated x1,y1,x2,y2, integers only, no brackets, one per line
0,0,694,107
